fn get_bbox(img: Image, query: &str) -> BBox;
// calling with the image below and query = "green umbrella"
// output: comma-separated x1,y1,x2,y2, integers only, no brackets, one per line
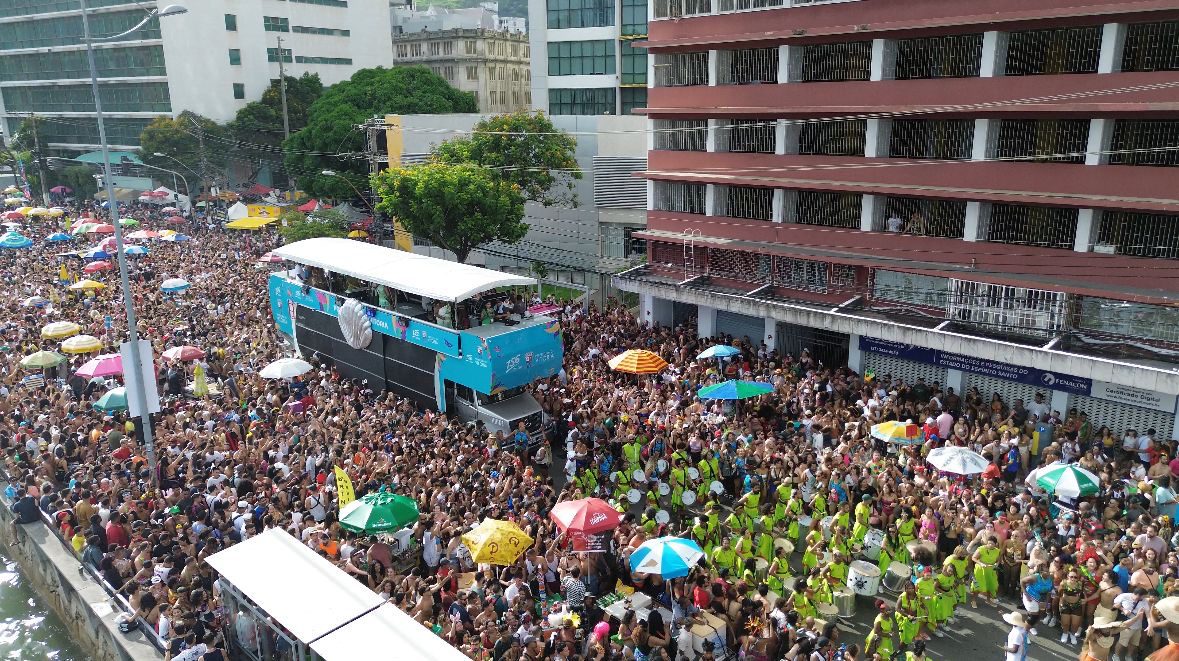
93,387,128,412
1035,463,1101,498
20,350,66,369
118,218,139,227
339,491,419,534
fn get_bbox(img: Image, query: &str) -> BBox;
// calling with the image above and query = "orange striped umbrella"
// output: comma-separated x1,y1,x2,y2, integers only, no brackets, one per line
608,349,668,374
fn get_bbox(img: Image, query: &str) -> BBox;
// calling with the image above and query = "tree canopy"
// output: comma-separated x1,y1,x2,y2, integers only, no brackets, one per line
229,73,323,186
138,111,230,189
432,111,581,207
278,207,352,242
372,163,526,263
284,67,476,199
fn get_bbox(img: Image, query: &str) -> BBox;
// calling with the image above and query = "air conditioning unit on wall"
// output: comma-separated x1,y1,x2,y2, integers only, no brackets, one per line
1093,244,1118,254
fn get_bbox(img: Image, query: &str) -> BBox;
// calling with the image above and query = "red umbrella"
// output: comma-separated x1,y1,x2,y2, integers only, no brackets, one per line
549,498,622,535
83,261,113,273
162,345,205,361
143,190,169,198
91,223,115,234
1,211,23,221
297,199,320,212
165,215,186,224
98,237,118,251
257,252,284,263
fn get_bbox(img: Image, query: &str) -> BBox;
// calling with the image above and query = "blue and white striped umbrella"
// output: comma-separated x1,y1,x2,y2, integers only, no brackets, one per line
696,344,741,360
629,536,704,579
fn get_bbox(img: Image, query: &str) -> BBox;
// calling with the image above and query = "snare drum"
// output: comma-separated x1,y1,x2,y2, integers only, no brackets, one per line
821,516,834,539
815,603,838,628
755,558,769,580
861,528,885,561
847,560,881,597
687,467,700,481
773,539,795,556
798,515,813,530
627,488,642,504
632,469,646,483
833,589,856,619
882,562,912,593
656,459,668,475
682,491,697,506
655,510,670,525
709,481,724,495
657,482,671,496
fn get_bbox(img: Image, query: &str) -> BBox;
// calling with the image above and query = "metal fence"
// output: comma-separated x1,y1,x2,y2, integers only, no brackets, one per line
1109,120,1179,167
889,119,974,160
996,119,1090,163
1005,26,1102,76
894,33,984,79
798,119,866,156
716,185,774,220
1121,21,1179,73
653,120,708,151
1096,210,1179,258
881,196,967,238
794,190,863,228
948,279,1071,339
773,256,830,292
800,41,872,82
709,248,772,282
716,119,776,153
652,51,709,87
985,203,1079,249
716,0,785,12
653,180,708,214
716,47,779,85
652,0,712,19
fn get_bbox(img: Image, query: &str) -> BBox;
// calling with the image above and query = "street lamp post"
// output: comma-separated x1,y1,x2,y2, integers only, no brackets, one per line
152,152,198,218
82,0,188,487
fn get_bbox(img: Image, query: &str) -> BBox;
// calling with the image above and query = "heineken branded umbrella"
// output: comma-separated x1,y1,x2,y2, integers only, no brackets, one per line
339,491,420,534
1036,463,1101,498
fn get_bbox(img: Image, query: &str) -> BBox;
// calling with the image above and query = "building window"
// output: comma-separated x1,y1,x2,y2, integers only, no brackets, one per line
653,120,706,150
1109,120,1179,167
287,0,348,6
621,0,647,36
548,87,615,115
466,65,479,80
466,40,477,54
443,41,454,55
547,0,614,29
1005,26,1102,76
1,81,172,114
295,55,353,65
798,119,864,156
263,16,290,32
1120,21,1179,72
0,45,166,81
429,42,441,56
224,13,237,31
0,9,161,51
266,48,293,63
889,119,975,160
548,40,615,76
410,43,423,57
228,49,241,66
443,66,454,80
292,25,351,37
233,83,246,100
801,42,872,82
894,34,983,79
620,39,647,85
396,44,408,58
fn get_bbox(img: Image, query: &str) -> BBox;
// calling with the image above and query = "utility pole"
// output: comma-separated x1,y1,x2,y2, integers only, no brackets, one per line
16,113,50,204
277,35,290,140
187,115,209,202
364,116,381,245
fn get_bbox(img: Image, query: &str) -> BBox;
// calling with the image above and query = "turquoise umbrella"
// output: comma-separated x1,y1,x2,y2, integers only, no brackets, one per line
697,379,774,400
46,233,72,242
93,387,128,412
0,231,32,249
696,344,741,360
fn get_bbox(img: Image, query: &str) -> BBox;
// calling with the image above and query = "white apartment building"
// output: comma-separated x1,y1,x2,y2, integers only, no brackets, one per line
527,0,647,116
0,0,395,152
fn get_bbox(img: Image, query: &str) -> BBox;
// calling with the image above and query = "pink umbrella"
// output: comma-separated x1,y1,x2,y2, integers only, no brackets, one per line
75,353,123,379
143,190,169,199
257,252,284,263
165,215,186,225
126,230,160,240
98,237,118,251
91,223,115,234
162,345,205,361
83,261,113,274
161,206,179,214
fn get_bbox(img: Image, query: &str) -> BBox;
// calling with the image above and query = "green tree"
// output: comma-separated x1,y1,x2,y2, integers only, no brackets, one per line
278,207,352,242
229,73,324,185
432,111,581,207
372,163,525,263
53,165,99,200
138,111,230,189
284,66,476,199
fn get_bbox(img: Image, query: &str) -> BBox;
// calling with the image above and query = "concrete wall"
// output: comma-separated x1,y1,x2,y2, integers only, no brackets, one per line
0,494,161,661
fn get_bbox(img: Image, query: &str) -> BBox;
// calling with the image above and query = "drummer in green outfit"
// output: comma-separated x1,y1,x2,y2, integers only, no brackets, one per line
853,493,874,544
865,600,900,659
878,524,901,574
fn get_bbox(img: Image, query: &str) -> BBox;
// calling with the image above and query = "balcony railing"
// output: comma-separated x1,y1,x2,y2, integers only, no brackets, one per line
716,119,776,153
652,52,709,87
653,120,708,151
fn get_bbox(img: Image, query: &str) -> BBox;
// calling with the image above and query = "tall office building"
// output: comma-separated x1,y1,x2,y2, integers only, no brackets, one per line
617,0,1179,437
527,0,647,116
0,0,395,153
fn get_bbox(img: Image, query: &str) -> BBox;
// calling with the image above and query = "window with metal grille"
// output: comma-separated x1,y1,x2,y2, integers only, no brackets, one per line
894,34,983,80
801,42,872,82
717,47,778,85
1109,120,1179,167
548,88,615,115
1096,211,1179,259
1078,297,1179,344
881,197,967,238
710,249,771,282
1121,21,1179,72
653,52,708,87
888,119,974,160
798,119,866,156
621,88,647,115
794,191,862,228
717,120,776,153
621,40,647,85
716,0,785,12
717,186,774,220
948,279,1070,339
872,269,949,309
652,0,712,19
996,119,1090,163
986,204,1078,249
654,120,707,151
622,0,647,36
547,0,614,29
1005,26,1101,76
830,264,857,288
653,181,707,214
549,40,615,75
773,256,828,292
651,241,686,266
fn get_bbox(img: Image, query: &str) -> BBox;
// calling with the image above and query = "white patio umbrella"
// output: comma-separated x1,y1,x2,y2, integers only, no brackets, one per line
927,446,989,475
259,357,314,379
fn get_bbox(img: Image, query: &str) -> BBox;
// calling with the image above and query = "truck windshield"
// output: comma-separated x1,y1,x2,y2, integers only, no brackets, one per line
477,385,528,406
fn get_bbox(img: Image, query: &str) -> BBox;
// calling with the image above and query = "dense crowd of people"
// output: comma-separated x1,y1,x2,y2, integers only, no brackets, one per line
4,198,1179,661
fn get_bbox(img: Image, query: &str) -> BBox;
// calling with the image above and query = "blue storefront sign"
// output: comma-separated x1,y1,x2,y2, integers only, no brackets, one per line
859,336,1093,396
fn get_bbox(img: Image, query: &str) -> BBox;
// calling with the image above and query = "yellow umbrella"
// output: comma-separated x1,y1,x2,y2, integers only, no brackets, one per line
61,334,103,354
608,349,669,374
46,208,64,217
461,518,534,566
192,363,209,397
159,229,177,236
68,279,106,291
348,230,369,238
225,217,275,230
16,206,32,216
20,350,66,370
41,321,82,340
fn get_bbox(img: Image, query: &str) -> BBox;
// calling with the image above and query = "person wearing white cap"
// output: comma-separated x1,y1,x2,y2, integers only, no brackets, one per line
1146,596,1179,661
1002,610,1032,661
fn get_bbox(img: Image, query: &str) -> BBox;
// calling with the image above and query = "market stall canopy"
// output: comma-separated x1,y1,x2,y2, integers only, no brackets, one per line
310,603,467,661
272,238,536,303
225,217,276,230
226,201,249,220
205,528,385,644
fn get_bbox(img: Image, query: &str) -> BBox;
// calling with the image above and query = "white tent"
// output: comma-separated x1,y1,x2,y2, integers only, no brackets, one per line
226,201,249,220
